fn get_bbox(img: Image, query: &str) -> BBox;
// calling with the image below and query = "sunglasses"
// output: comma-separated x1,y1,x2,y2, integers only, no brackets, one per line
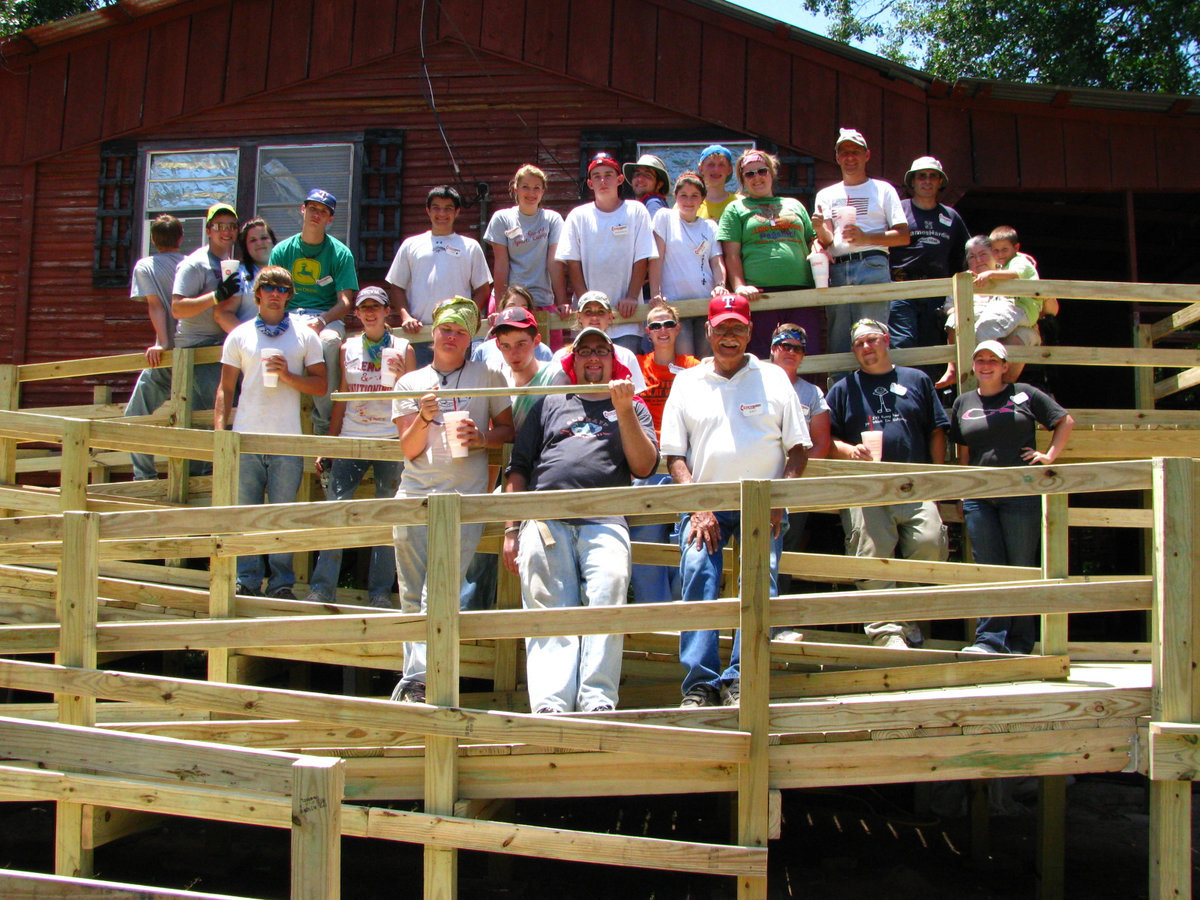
773,341,805,354
259,284,292,293
647,319,678,331
743,167,770,178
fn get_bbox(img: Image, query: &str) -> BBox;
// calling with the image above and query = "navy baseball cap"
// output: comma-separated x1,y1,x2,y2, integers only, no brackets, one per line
304,189,337,212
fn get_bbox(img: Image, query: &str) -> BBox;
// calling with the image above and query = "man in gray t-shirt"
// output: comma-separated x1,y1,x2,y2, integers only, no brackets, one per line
169,203,246,421
125,214,186,479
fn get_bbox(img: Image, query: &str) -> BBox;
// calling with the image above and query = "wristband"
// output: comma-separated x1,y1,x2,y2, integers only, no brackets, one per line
316,316,327,328
504,525,520,534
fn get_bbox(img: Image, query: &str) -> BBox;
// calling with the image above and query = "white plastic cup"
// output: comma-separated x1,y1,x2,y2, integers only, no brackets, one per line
835,206,858,228
861,430,883,462
261,348,283,388
380,348,402,388
220,258,240,282
442,410,471,459
808,251,830,289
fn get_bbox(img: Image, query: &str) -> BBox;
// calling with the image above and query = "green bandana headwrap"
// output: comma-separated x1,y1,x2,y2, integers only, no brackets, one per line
432,296,480,336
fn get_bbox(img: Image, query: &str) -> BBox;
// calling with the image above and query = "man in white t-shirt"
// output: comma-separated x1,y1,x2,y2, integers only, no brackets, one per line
388,297,515,704
556,152,657,353
813,129,910,357
214,266,327,599
659,294,810,708
386,185,492,363
551,291,646,393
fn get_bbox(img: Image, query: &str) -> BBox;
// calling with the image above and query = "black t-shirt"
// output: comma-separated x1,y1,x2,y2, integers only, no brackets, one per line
826,366,948,463
890,200,970,280
949,383,1068,467
506,392,657,525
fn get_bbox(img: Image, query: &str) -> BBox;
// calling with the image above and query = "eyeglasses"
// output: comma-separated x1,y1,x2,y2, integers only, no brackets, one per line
742,167,770,179
773,342,805,354
711,326,750,339
259,284,292,294
646,320,678,331
210,223,238,232
574,346,612,358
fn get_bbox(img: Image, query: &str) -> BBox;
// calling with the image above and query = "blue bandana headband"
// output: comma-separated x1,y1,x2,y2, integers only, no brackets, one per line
771,329,806,349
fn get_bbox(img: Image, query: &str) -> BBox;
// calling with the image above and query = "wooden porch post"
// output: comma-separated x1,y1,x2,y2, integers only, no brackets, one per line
291,757,345,900
1150,457,1199,898
0,365,19,518
424,492,462,898
166,347,196,506
54,510,99,877
736,480,771,900
1036,491,1070,899
208,429,240,686
951,272,977,395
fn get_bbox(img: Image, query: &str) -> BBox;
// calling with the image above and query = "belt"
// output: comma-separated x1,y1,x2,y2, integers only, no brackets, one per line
832,250,888,264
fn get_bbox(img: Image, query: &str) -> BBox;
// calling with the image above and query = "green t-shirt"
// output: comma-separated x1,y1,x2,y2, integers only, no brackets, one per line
717,196,816,288
1005,254,1041,328
270,233,359,312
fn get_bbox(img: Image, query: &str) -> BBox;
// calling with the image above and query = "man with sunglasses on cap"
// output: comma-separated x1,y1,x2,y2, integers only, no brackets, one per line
269,188,360,434
825,318,948,649
888,156,970,350
557,152,657,354
813,129,910,359
660,294,810,708
502,326,658,713
170,202,248,432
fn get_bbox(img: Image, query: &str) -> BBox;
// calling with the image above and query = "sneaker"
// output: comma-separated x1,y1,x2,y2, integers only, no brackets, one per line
961,643,1000,654
680,685,720,708
390,681,426,703
266,586,297,601
872,633,911,650
773,628,804,643
584,705,614,713
533,705,561,715
368,595,394,610
302,591,330,604
720,680,740,707
235,582,262,597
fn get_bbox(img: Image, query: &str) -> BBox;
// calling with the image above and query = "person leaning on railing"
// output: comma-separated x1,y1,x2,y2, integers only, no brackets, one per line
949,340,1074,655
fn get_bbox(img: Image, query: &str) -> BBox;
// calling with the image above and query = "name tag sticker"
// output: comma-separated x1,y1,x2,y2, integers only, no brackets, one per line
694,239,708,257
1011,391,1030,404
938,213,953,227
445,246,461,257
740,402,764,417
668,363,686,374
889,382,908,396
603,409,618,422
505,226,522,239
316,275,333,287
611,224,628,237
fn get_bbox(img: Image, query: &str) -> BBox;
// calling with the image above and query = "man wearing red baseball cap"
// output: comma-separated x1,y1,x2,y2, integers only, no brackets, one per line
659,293,812,708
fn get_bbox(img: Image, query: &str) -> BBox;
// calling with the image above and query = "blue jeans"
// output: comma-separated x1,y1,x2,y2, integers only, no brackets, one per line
124,367,172,479
236,453,304,593
678,510,784,694
828,254,891,357
888,296,945,349
308,457,402,603
518,519,631,712
629,474,681,604
963,495,1041,653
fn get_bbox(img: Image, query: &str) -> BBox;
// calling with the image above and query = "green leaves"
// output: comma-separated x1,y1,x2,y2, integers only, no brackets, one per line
803,0,1200,92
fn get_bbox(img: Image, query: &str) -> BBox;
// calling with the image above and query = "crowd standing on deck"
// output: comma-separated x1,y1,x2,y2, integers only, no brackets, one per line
125,131,1069,709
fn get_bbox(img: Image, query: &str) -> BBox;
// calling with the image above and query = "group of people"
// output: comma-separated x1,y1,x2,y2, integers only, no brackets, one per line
122,126,1074,712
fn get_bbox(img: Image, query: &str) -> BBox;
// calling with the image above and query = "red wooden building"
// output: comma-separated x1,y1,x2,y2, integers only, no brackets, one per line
1,0,1198,407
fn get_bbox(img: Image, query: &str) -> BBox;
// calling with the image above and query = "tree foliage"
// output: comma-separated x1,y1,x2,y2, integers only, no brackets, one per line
0,0,113,36
804,0,1200,93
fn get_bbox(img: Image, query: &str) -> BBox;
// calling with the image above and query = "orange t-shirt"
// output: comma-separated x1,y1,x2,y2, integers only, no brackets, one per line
638,353,700,437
